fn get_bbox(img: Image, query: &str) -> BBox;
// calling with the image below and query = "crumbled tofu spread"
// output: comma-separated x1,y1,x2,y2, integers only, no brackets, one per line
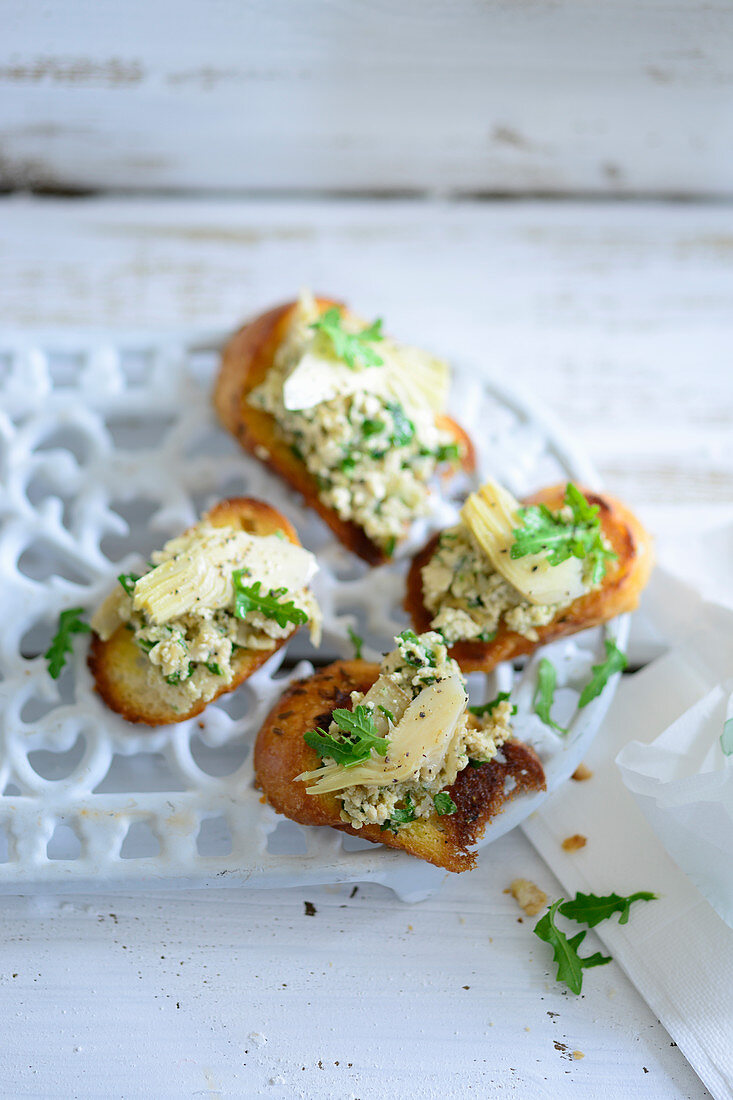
91,520,320,704
300,630,513,830
248,292,458,552
421,523,570,644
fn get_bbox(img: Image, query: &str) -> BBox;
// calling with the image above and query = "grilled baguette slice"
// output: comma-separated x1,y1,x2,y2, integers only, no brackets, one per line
88,497,308,726
254,659,545,873
405,485,654,674
214,297,474,566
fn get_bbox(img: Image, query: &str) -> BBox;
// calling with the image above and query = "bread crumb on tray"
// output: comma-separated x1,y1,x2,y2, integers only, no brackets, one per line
562,834,587,852
505,877,548,916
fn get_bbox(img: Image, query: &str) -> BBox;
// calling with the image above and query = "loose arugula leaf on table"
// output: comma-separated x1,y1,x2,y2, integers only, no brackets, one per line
469,691,517,718
347,626,364,660
533,899,612,994
310,307,384,369
118,572,140,596
533,658,568,734
511,482,617,585
559,891,657,928
433,791,457,816
45,608,91,679
577,639,628,708
232,575,308,629
304,705,389,768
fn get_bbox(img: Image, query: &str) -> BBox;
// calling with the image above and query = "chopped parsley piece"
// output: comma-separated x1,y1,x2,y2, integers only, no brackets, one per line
44,608,91,679
304,705,389,768
386,402,415,447
310,307,384,369
559,890,657,928
533,658,568,734
166,663,193,685
384,536,397,558
362,418,385,437
477,629,497,643
435,441,460,463
469,691,517,718
205,662,223,676
577,639,628,708
232,575,308,629
118,573,140,596
433,791,457,816
381,794,417,831
534,899,612,995
378,705,395,723
347,626,364,660
511,482,617,585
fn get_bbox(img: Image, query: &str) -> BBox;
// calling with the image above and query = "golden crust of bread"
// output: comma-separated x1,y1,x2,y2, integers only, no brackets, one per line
405,485,654,674
253,659,546,873
214,297,475,566
88,497,306,727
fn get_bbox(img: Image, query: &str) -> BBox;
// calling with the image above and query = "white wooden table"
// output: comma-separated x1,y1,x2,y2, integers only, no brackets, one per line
1,195,730,1099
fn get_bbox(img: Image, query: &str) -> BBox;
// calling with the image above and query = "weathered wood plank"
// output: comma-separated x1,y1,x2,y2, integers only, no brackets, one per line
0,196,731,506
1,1,732,195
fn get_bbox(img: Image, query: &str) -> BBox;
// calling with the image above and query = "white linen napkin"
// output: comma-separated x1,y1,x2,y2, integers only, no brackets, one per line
522,545,733,1100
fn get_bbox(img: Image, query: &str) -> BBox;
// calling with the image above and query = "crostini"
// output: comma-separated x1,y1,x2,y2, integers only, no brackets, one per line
254,629,545,872
405,480,654,673
214,292,474,565
88,497,320,726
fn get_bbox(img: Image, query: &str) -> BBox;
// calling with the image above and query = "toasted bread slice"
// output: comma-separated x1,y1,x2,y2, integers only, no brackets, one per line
405,485,654,674
254,659,545,872
214,297,475,566
88,497,307,726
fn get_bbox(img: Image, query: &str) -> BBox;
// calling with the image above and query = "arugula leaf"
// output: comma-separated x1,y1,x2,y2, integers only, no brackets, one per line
578,639,628,708
118,573,140,596
232,575,308,629
381,794,417,832
534,899,612,994
469,691,517,718
45,608,91,679
385,402,415,447
721,717,733,756
511,482,617,585
347,626,364,660
433,791,457,816
559,891,657,928
310,307,384,369
304,705,389,768
533,658,568,734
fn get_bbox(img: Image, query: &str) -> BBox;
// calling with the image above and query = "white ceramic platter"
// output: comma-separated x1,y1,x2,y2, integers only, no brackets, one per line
0,333,627,901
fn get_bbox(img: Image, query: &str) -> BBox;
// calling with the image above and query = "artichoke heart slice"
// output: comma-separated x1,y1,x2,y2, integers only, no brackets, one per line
461,479,587,607
300,675,467,795
132,525,316,625
282,333,449,417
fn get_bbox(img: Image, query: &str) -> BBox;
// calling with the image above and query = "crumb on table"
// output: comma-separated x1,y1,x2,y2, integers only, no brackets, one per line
505,877,548,916
572,763,593,782
572,1050,585,1060
562,834,587,852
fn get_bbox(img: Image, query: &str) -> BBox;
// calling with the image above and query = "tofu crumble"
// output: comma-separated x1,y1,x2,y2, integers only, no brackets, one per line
92,520,320,705
302,630,514,831
248,293,459,552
